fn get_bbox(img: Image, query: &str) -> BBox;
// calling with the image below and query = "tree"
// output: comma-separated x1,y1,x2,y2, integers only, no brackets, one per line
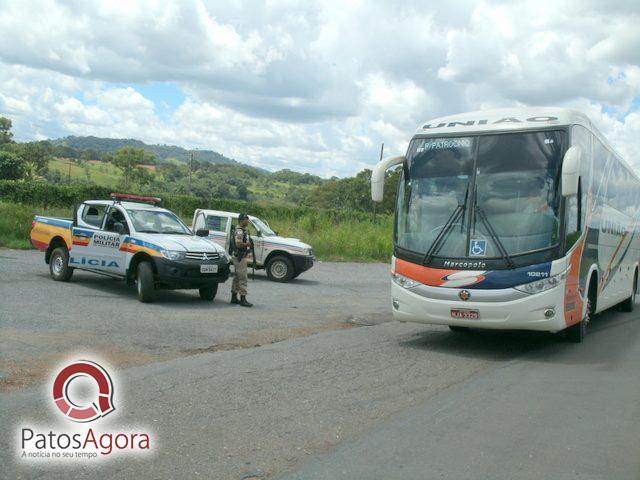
16,141,52,177
0,117,13,144
0,151,25,179
112,147,151,189
236,183,249,200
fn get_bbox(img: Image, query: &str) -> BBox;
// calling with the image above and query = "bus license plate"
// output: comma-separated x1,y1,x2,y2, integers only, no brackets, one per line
200,264,218,274
450,308,479,319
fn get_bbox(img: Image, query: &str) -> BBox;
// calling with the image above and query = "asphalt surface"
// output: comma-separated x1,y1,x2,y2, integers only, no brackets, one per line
1,249,639,479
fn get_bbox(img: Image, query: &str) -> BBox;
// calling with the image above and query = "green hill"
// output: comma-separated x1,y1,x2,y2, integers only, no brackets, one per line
53,135,240,166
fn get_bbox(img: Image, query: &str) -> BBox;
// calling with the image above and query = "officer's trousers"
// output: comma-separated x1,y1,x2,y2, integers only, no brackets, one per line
232,257,248,296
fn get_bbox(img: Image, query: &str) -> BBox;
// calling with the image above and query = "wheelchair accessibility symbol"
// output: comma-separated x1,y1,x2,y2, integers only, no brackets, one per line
469,239,487,257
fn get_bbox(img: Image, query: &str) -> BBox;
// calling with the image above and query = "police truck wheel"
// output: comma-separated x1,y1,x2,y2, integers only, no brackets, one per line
199,284,218,301
620,271,637,312
49,247,74,282
266,255,294,282
136,261,155,303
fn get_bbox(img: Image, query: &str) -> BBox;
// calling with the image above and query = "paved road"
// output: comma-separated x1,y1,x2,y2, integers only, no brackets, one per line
1,249,639,479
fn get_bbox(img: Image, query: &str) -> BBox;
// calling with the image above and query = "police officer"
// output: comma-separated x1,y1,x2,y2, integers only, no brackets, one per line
230,213,253,307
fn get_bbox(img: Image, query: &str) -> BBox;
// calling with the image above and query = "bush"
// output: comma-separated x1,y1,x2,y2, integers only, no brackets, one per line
0,151,25,180
0,181,394,261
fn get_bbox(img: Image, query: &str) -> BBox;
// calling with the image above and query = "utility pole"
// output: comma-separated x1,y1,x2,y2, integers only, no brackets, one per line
188,151,193,196
373,143,384,219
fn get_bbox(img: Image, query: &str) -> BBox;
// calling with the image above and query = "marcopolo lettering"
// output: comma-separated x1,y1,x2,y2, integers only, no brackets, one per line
422,116,558,129
69,257,119,268
443,260,487,269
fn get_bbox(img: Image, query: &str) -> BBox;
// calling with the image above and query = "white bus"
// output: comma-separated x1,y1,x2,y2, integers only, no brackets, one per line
372,108,640,342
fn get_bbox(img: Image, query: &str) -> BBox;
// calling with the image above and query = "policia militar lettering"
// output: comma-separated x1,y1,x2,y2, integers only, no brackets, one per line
230,214,253,307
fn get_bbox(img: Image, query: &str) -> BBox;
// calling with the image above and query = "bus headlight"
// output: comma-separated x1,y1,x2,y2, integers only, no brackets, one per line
392,273,420,289
514,271,566,294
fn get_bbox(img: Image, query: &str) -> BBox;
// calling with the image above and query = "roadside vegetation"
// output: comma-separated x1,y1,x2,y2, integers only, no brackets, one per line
0,116,397,261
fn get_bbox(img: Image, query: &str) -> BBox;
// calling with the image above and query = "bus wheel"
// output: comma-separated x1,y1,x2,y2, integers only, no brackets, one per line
565,296,592,343
49,247,74,282
449,326,470,333
619,270,637,313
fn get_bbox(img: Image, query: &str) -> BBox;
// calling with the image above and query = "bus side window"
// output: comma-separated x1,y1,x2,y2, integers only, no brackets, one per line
565,178,582,252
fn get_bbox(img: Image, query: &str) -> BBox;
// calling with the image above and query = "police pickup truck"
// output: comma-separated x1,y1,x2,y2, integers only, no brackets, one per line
192,209,314,282
30,193,231,302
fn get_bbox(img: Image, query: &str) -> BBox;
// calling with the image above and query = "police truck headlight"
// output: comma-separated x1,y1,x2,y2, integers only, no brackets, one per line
392,273,420,289
514,270,567,294
161,249,186,261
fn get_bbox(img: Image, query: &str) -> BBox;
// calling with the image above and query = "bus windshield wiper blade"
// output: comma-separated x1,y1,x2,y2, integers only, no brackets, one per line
474,205,515,269
423,204,465,265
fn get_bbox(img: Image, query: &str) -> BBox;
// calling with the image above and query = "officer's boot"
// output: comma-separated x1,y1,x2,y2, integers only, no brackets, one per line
240,295,253,307
230,292,240,304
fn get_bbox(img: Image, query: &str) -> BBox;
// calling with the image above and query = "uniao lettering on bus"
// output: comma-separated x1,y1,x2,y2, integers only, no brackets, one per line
422,116,559,129
69,257,119,268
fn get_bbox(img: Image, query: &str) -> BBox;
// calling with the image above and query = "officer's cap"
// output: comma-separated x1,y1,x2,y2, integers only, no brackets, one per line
238,213,249,220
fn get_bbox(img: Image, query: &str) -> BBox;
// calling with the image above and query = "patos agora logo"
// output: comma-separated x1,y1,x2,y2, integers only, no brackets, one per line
52,360,115,422
18,358,153,462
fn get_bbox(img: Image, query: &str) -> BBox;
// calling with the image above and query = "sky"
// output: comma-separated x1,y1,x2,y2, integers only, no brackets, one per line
0,0,639,178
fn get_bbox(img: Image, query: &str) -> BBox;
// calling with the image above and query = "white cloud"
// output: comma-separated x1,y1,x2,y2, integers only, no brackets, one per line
0,0,639,177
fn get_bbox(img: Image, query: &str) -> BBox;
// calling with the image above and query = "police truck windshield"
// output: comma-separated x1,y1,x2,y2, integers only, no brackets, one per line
127,209,191,235
395,130,565,261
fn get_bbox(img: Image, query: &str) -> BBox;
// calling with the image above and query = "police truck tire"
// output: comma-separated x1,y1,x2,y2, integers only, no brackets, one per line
136,261,155,303
49,247,74,282
266,255,294,282
199,284,218,301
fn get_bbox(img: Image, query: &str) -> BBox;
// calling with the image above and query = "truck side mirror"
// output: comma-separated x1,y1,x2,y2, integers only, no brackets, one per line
561,146,581,197
114,222,125,235
196,229,209,237
371,155,406,202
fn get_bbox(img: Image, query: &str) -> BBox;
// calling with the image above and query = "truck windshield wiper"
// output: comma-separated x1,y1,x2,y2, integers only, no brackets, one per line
423,183,470,265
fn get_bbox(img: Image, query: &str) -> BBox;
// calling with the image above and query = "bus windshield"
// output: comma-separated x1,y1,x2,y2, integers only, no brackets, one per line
395,130,565,261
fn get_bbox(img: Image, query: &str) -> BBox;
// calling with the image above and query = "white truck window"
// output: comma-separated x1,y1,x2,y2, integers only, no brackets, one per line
206,215,228,232
81,204,106,228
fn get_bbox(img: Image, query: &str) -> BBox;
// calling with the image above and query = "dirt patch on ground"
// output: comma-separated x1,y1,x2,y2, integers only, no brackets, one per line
181,318,358,355
0,315,374,392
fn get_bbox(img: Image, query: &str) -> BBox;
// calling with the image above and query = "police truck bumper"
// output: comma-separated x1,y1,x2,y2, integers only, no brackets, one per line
291,254,314,273
155,258,230,289
391,280,567,332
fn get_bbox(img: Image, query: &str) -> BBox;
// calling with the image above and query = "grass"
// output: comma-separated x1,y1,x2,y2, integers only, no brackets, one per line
49,158,123,185
0,201,394,262
0,202,73,249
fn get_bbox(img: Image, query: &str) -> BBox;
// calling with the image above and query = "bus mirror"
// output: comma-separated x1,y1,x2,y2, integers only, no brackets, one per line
371,155,405,202
561,146,581,197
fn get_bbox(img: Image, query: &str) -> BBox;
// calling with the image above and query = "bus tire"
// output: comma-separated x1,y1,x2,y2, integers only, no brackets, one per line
619,270,637,313
449,326,470,333
199,284,218,301
136,261,155,303
49,247,74,282
565,296,593,343
266,255,294,282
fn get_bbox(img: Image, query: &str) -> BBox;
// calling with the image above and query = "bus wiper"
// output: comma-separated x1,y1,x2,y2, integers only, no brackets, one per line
423,183,470,265
474,205,515,269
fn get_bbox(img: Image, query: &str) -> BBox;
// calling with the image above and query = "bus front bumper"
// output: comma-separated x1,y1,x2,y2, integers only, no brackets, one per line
391,281,567,332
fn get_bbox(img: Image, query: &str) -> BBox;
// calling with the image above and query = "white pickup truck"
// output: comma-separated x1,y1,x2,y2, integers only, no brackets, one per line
192,209,314,282
30,193,231,302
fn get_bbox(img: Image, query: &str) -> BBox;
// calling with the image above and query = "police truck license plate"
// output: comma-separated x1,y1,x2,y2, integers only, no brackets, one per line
450,308,479,319
200,265,218,273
